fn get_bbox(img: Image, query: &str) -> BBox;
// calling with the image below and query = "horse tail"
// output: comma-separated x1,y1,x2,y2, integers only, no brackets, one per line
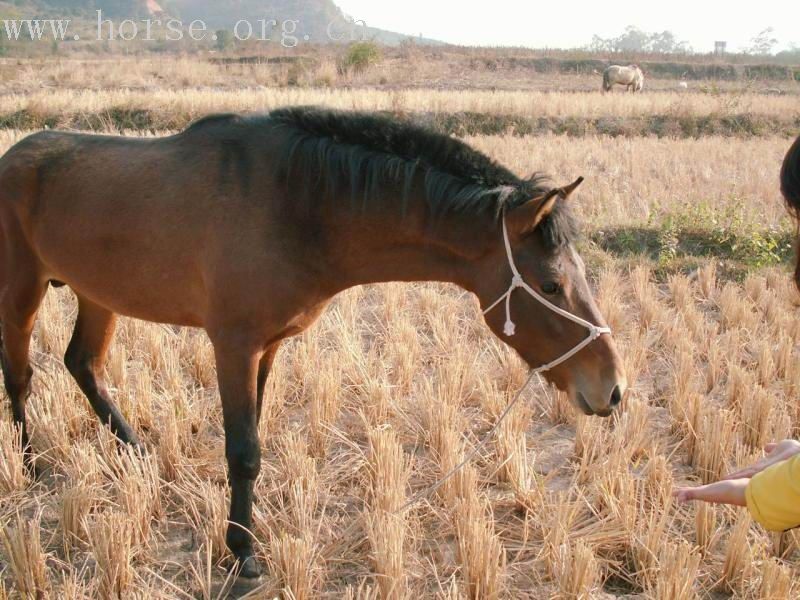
0,134,39,299
0,152,11,306
602,69,610,92
1,134,66,296
781,134,800,290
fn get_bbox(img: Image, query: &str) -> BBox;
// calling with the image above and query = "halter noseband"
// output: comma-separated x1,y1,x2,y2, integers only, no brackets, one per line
482,216,611,374
378,213,613,518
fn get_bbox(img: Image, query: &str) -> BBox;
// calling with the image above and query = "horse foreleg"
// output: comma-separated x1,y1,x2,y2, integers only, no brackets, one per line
212,332,264,578
65,296,141,448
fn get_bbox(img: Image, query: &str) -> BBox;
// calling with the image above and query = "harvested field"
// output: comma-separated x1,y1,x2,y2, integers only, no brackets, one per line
2,258,799,598
0,47,799,598
0,86,798,137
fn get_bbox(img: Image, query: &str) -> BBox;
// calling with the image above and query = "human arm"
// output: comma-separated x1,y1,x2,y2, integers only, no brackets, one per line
673,478,748,507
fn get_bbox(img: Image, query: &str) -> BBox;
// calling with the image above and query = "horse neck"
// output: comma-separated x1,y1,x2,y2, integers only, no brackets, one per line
323,201,498,292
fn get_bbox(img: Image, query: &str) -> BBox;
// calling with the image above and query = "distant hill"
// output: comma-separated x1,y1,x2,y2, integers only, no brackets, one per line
171,0,352,43
3,0,161,17
0,0,440,45
167,0,442,44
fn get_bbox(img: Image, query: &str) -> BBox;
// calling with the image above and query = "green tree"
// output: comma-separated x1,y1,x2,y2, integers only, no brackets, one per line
214,29,234,52
615,26,650,52
745,27,778,55
587,26,690,53
339,41,381,74
649,30,690,53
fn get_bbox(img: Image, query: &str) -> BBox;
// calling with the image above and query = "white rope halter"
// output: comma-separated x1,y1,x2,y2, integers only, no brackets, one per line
482,215,611,374
323,213,615,539
378,216,612,516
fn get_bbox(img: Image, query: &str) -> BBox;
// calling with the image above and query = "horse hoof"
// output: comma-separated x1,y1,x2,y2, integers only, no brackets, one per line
233,556,262,579
23,453,40,479
24,461,41,480
119,439,146,457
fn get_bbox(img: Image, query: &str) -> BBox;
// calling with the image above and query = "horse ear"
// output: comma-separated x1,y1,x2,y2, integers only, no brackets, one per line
507,177,584,237
506,189,560,237
559,176,584,199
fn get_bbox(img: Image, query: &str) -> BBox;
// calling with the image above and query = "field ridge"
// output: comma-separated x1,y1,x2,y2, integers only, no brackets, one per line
1,107,799,139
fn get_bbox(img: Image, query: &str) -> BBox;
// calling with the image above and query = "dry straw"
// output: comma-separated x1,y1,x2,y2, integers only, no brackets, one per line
720,514,754,593
1,122,799,595
366,426,411,599
652,541,701,600
553,540,602,599
271,531,319,600
455,498,506,600
0,511,49,598
0,422,28,494
87,512,136,598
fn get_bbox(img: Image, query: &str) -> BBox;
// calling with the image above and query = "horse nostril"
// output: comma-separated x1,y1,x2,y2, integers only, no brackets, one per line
610,385,623,407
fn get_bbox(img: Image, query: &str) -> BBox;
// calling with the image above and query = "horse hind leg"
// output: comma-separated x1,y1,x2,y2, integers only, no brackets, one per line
65,296,141,449
0,268,47,467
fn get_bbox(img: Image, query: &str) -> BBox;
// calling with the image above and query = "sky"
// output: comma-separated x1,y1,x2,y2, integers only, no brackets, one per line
335,0,799,53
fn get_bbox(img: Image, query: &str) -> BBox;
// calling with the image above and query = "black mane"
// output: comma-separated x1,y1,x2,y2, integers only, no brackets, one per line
251,106,576,246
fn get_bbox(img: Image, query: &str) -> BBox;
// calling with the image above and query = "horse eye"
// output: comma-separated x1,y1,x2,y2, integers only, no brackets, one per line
541,282,561,295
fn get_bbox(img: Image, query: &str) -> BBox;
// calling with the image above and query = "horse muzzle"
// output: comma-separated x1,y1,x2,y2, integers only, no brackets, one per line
572,376,627,417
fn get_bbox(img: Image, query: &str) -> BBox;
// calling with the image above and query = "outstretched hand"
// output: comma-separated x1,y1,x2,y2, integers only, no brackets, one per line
722,439,800,481
673,439,800,509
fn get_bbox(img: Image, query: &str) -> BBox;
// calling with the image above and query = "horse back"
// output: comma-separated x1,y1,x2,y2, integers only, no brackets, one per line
0,125,289,327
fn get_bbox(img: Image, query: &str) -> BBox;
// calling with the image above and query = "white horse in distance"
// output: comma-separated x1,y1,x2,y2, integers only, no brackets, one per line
602,65,644,93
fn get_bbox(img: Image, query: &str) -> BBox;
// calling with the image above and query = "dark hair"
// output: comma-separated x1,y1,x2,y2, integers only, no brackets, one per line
264,106,577,247
781,135,800,290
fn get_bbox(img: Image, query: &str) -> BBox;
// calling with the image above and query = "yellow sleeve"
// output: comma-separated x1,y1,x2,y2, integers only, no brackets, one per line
745,455,800,532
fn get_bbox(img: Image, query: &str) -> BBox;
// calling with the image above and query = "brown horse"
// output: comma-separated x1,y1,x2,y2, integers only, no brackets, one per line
0,107,626,577
781,134,800,290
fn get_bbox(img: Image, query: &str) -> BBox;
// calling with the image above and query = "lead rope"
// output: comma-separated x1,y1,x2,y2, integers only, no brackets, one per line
395,216,610,512
323,214,611,558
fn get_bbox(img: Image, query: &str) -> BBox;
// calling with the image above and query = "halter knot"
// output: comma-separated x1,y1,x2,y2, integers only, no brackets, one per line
503,320,516,337
510,274,524,289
